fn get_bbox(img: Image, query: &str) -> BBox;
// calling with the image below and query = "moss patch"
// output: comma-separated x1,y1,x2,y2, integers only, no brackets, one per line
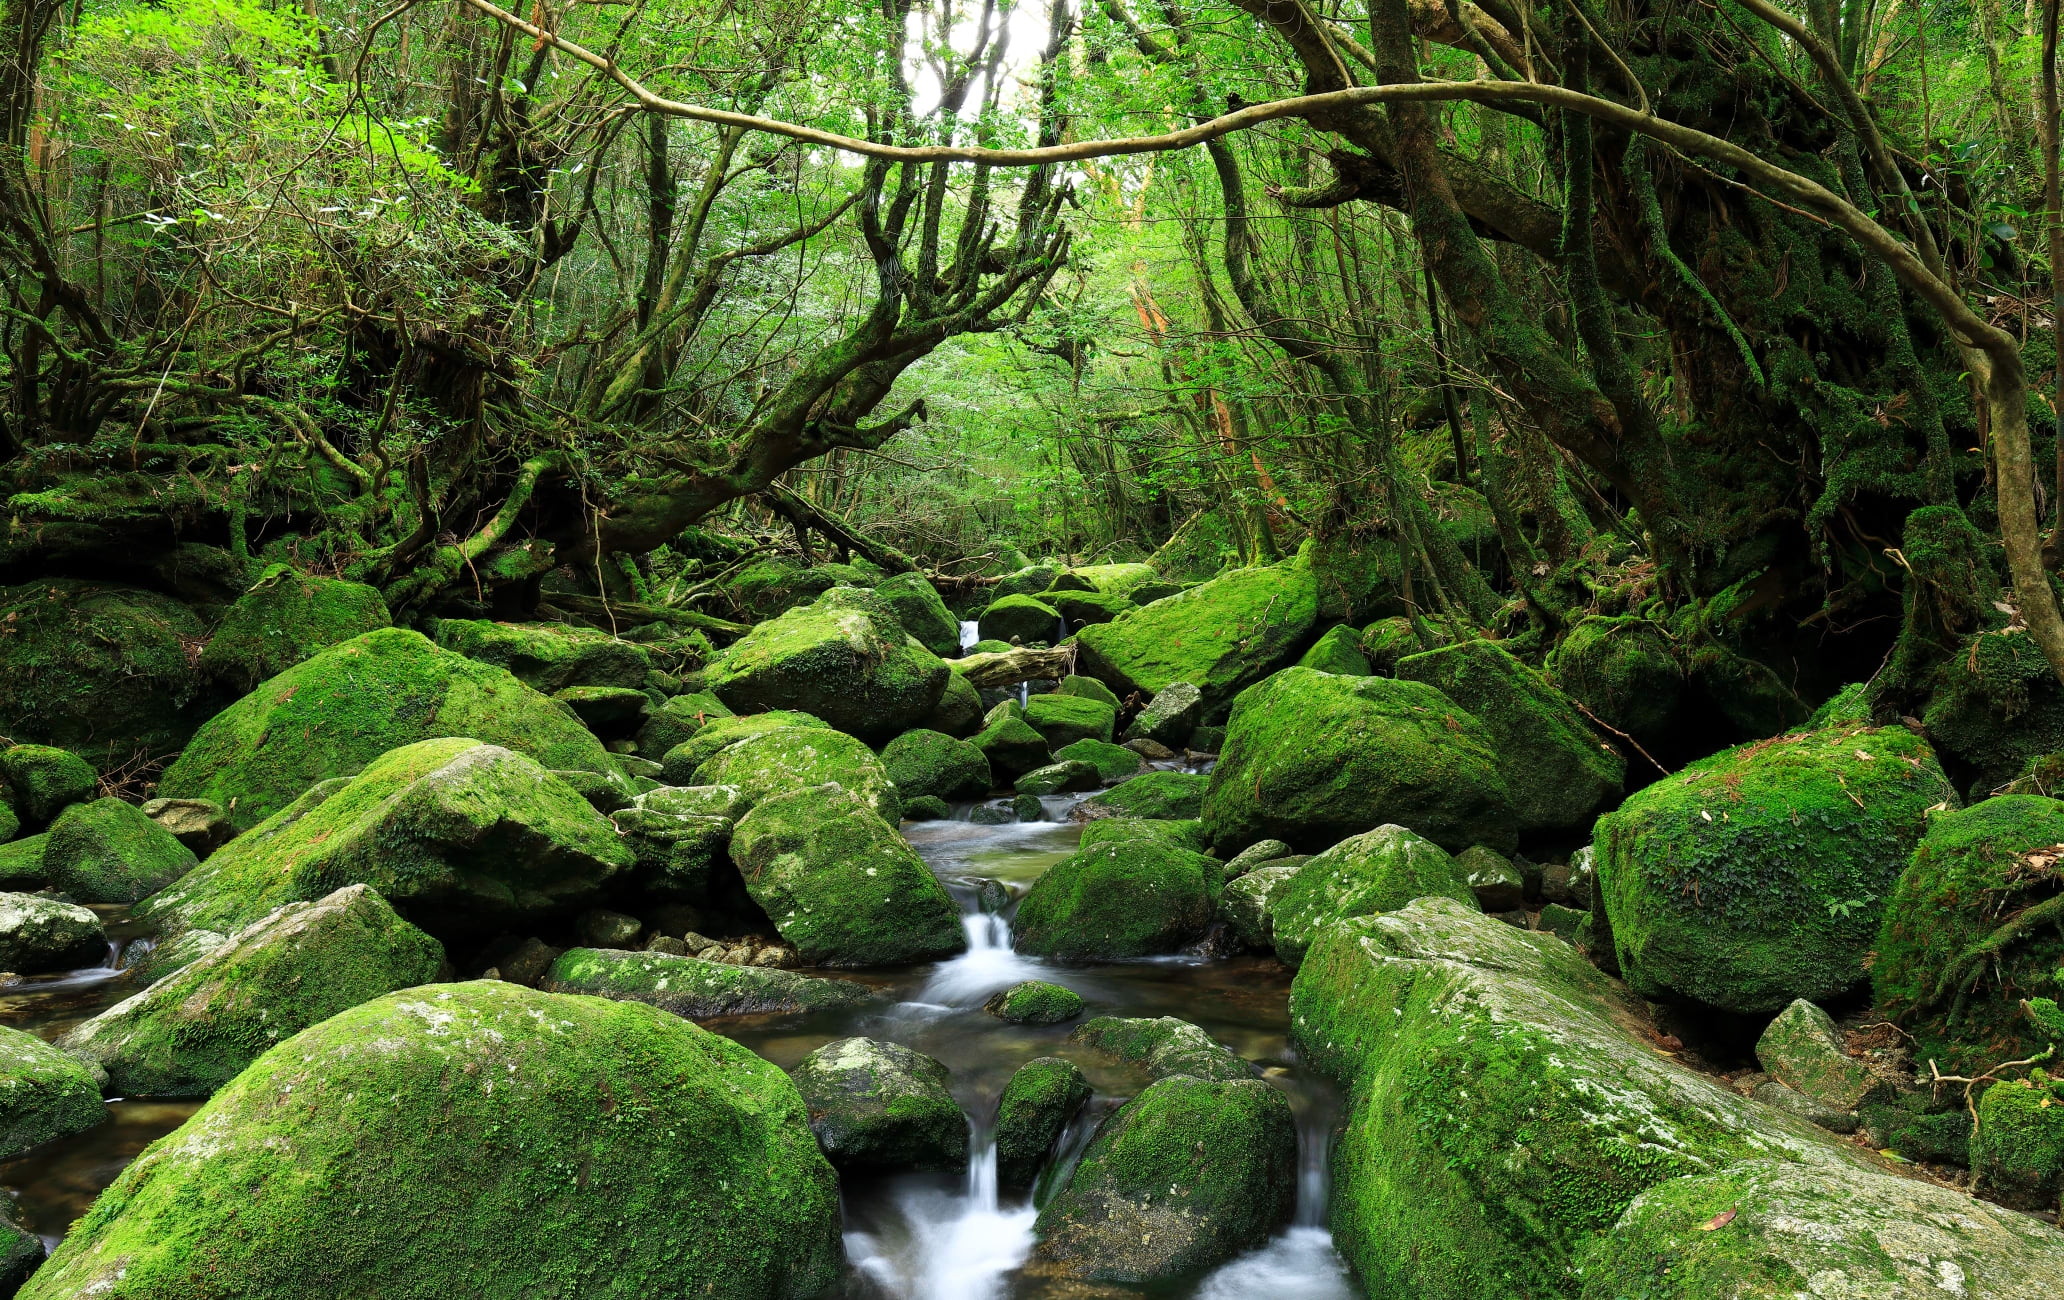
197,566,391,695
0,579,205,770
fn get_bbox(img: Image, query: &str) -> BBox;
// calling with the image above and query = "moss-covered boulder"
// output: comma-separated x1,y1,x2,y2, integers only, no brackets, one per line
1023,692,1115,749
1292,897,1857,1299
788,1037,968,1173
1873,794,2064,1072
196,566,392,694
984,979,1084,1025
1269,825,1476,966
1359,617,1419,672
691,725,901,823
729,786,963,966
1015,760,1100,796
1219,861,1301,951
1069,1015,1254,1083
971,709,1051,779
991,562,1060,600
44,797,198,903
1075,560,1320,718
59,885,443,1098
926,670,984,738
1753,999,1889,1112
1396,639,1624,836
995,1056,1091,1192
1972,1074,2064,1210
0,1024,104,1162
139,797,235,856
0,744,97,827
723,557,872,619
138,738,634,940
543,947,873,1018
19,981,843,1300
1012,837,1216,960
1049,737,1142,783
977,593,1063,645
1048,588,1136,631
1054,674,1121,711
704,588,949,743
1222,837,1293,879
1454,843,1524,912
870,571,961,657
0,891,105,973
159,627,621,832
0,834,45,890
1597,723,1956,1015
1298,625,1373,675
881,728,991,802
658,710,828,782
431,618,652,692
0,579,205,770
1071,770,1208,822
633,690,734,757
611,788,735,902
1076,817,1208,856
1548,615,1683,741
1200,667,1514,855
1122,680,1201,747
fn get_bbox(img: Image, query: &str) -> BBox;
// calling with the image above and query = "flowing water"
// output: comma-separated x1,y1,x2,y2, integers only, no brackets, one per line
0,792,1360,1299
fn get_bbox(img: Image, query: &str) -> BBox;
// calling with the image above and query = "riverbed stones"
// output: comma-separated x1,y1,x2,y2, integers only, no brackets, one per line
0,745,97,826
995,1056,1091,1192
789,1037,969,1173
43,797,198,904
58,885,444,1098
704,588,950,743
690,725,901,823
1067,1016,1253,1083
1201,667,1515,856
1269,825,1476,967
1072,771,1208,822
881,728,991,802
0,892,104,973
729,786,963,966
17,982,844,1300
196,567,392,695
1596,722,1955,1015
1012,836,1216,960
977,593,1063,645
984,979,1084,1025
0,1025,104,1162
544,947,873,1018
1075,560,1321,717
1122,680,1201,747
1755,999,1889,1111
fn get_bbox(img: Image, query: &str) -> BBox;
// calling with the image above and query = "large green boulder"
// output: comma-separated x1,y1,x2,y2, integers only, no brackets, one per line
691,725,901,823
1874,795,2064,1072
990,562,1059,600
1298,625,1372,675
1047,588,1135,630
995,1056,1090,1191
703,588,949,743
1023,692,1115,748
881,728,992,802
788,1037,968,1173
1050,737,1141,782
0,890,105,973
0,1024,104,1162
1122,680,1201,747
1972,1074,2064,1211
0,835,45,890
196,566,392,694
659,709,827,781
1074,559,1321,717
138,738,634,940
1012,837,1216,960
0,744,97,825
1269,825,1476,967
1548,615,1683,741
729,786,964,966
970,709,1051,779
633,690,734,758
1397,639,1625,835
1053,674,1121,711
431,618,652,692
544,947,873,1018
722,558,871,619
926,670,984,738
1596,723,1956,1014
611,787,736,901
159,627,621,832
0,579,206,770
44,797,198,903
870,571,961,657
978,593,1063,644
19,982,843,1300
1200,667,1515,855
59,885,444,1098
1073,770,1208,821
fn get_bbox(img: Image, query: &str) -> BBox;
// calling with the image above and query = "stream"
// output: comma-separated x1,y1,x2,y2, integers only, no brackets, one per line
0,789,1360,1300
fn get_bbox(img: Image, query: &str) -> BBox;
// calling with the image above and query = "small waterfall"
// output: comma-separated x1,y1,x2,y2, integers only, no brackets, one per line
1190,1087,1356,1299
958,620,980,655
1017,681,1029,709
917,882,1048,1007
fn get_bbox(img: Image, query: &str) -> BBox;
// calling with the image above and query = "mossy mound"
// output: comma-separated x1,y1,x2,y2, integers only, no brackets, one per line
1023,692,1115,749
1269,825,1475,966
159,627,621,832
722,557,871,619
1049,738,1141,782
703,588,948,743
1074,771,1209,822
1016,760,1100,795
1076,817,1207,856
1596,723,1956,1014
990,562,1060,600
995,1056,1091,1191
633,690,733,757
984,979,1084,1025
971,711,1051,779
60,885,444,1098
978,593,1063,644
691,726,901,823
658,709,827,782
0,835,46,891
1054,675,1122,711
881,728,992,802
1012,838,1216,960
0,579,206,770
0,744,97,826
1549,615,1684,740
1122,680,1200,747
1298,625,1373,675
870,571,961,657
0,1024,105,1162
926,671,985,738
1397,639,1624,836
138,739,634,940
1074,559,1320,717
20,982,843,1300
1972,1074,2064,1210
45,797,198,903
196,566,392,695
1047,588,1135,630
788,1037,968,1173
1067,1015,1253,1083
431,618,653,692
1873,794,2064,1072
1200,667,1514,855
543,946,873,1018
0,891,105,973
1359,617,1419,672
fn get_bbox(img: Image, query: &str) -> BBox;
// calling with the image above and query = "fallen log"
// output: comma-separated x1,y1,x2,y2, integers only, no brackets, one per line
953,644,1076,689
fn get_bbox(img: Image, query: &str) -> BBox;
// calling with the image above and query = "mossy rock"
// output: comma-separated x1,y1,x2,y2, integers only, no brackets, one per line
140,797,235,857
1270,825,1476,967
971,638,1012,655
1596,723,1956,1015
60,885,444,1098
1068,1015,1253,1083
870,571,961,657
1200,667,1514,855
1067,563,1161,597
1873,794,2064,1072
1023,692,1116,749
633,690,733,757
925,670,984,738
196,566,392,695
1754,999,1889,1112
902,795,951,821
1047,588,1136,631
1054,674,1121,711
990,562,1060,600
787,1037,968,1173
159,627,622,832
45,797,198,903
1015,760,1100,796
543,946,873,1018
1222,837,1293,879
1547,615,1683,740
881,728,991,802
1298,625,1373,675
703,587,949,743
1219,861,1301,951
1076,817,1208,855
1012,838,1216,960
0,745,99,825
1049,738,1142,782
431,618,653,692
984,979,1084,1025
0,835,46,892
1074,771,1208,822
1397,638,1625,836
691,726,901,823
971,712,1051,780
0,579,206,771
1920,624,2064,793
729,785,964,966
722,557,872,619
1972,1076,2064,1210
1454,843,1524,912
1359,617,1419,672
658,710,827,782
0,1024,105,1163
139,739,634,941
977,593,1063,645
1859,1095,1971,1165
19,982,843,1300
995,1056,1090,1191
1121,681,1200,747
0,890,105,973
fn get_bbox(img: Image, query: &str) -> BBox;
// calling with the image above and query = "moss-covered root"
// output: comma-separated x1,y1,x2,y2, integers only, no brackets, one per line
20,982,843,1300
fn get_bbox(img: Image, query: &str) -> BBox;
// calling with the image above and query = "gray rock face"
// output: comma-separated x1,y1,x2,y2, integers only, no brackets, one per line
789,1037,969,1173
0,1024,104,1161
1218,861,1301,951
0,891,105,973
1750,1078,1862,1134
1221,838,1292,881
139,798,235,856
1455,843,1526,912
572,908,643,949
543,947,874,1018
1123,681,1202,747
995,1056,1091,1192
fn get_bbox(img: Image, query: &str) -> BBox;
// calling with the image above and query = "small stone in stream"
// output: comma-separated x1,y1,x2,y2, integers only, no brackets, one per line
44,798,199,904
0,891,105,974
1013,839,1216,961
1012,793,1044,821
0,1023,105,1161
995,1056,1091,1192
969,801,1015,826
1221,838,1293,881
139,798,235,856
1121,737,1176,761
1067,1015,1252,1082
789,1037,969,1174
902,795,952,821
0,745,97,825
1122,682,1201,747
1015,761,1100,796
1756,999,1890,1110
1537,902,1591,947
572,908,643,950
958,877,1012,913
1752,1078,1862,1134
985,980,1085,1025
1455,844,1525,912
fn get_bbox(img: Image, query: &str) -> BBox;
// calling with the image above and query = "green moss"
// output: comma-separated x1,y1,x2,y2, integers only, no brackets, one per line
1049,738,1141,782
1015,760,1100,795
995,1056,1090,1191
881,729,991,801
1547,615,1684,740
1022,693,1115,749
1597,723,1955,1014
1973,1076,2064,1209
983,979,1084,1025
925,671,984,738
1067,1015,1252,1082
0,834,46,891
1859,1095,1971,1165
429,619,654,693
196,566,392,695
21,982,843,1300
0,744,98,824
0,1023,105,1162
1219,862,1300,951
544,946,873,1017
870,572,961,657
1358,617,1419,672
978,593,1063,644
1270,825,1475,967
1012,838,1215,960
658,709,826,782
1076,771,1208,822
1053,675,1121,711
971,712,1051,779
722,558,868,619
633,691,733,756
1046,588,1136,630
0,579,205,770
1074,559,1321,717
704,588,948,743
787,1036,968,1173
1298,625,1373,675
45,797,198,903
159,628,621,832
691,726,901,823
1076,817,1207,855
